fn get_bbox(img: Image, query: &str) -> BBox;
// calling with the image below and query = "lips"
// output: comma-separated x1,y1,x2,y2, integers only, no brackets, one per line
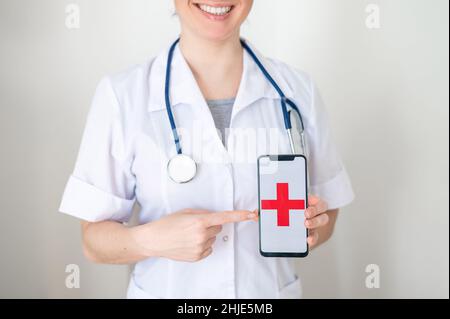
193,2,235,19
197,4,233,16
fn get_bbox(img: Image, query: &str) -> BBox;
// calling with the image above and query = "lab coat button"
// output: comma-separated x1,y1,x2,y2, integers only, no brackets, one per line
222,235,229,242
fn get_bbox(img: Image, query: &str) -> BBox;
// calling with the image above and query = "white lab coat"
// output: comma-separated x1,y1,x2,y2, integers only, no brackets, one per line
59,41,355,299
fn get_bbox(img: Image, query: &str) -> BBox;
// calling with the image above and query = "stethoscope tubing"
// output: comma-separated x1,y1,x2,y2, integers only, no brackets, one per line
165,38,183,155
164,38,306,157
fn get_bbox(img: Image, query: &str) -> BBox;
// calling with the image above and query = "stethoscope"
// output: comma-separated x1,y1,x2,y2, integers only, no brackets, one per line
166,38,307,184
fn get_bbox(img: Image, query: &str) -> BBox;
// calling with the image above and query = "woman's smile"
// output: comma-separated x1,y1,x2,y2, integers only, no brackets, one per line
193,2,236,21
176,0,252,40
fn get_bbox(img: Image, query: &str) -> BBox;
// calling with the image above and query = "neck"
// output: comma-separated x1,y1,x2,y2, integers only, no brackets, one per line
179,31,244,100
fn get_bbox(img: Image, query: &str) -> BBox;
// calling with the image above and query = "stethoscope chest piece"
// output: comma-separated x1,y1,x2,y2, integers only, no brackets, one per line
167,154,197,184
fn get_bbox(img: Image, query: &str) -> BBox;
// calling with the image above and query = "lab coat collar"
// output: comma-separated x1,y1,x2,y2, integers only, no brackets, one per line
147,39,294,114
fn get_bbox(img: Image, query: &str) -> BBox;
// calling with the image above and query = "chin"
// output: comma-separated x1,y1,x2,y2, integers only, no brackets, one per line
198,27,238,42
187,1,246,42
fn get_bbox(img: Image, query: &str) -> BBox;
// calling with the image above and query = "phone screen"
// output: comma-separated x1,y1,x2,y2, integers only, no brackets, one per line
258,155,308,257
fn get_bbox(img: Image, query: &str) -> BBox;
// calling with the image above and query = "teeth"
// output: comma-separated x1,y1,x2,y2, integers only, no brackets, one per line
199,4,232,16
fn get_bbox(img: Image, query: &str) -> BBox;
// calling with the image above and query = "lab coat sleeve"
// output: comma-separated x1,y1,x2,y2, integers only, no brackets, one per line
59,77,136,222
306,78,355,210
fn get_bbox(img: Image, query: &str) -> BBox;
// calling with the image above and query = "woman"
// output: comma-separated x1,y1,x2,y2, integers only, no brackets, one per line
60,0,354,299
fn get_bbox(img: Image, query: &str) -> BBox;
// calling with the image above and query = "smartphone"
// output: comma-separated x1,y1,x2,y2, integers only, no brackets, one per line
257,155,309,258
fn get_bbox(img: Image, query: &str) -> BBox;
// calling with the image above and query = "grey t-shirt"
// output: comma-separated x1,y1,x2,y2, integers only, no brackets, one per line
206,98,235,146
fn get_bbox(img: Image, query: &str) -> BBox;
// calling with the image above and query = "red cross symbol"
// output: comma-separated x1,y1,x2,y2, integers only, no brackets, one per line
261,183,305,227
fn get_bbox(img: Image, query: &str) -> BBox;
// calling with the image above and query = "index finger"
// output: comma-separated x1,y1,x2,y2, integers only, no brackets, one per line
306,196,329,218
206,210,256,226
308,195,321,206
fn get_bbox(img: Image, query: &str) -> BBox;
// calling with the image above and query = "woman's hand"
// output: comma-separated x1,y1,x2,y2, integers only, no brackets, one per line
305,195,335,249
131,209,256,262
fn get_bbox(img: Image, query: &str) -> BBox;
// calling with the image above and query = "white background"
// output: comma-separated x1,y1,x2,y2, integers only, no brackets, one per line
0,0,448,298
